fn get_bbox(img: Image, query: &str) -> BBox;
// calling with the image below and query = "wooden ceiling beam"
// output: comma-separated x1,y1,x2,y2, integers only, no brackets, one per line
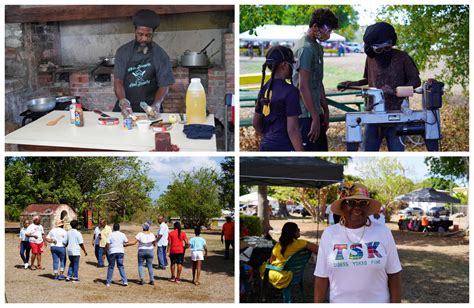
5,5,234,23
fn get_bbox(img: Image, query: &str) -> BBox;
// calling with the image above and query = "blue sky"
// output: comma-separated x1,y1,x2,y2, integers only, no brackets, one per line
139,157,227,200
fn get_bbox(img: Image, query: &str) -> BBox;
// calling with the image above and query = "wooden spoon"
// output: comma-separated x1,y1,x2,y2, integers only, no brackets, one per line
46,115,65,126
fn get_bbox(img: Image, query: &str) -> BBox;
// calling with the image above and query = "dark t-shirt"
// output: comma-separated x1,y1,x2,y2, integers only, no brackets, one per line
255,79,302,151
363,49,421,111
114,40,175,111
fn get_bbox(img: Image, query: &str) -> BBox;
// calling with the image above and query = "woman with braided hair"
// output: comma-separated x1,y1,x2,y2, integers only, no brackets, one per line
314,182,402,303
253,46,304,151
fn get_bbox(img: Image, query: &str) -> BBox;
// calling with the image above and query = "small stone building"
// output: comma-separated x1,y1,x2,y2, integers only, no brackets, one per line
20,204,77,232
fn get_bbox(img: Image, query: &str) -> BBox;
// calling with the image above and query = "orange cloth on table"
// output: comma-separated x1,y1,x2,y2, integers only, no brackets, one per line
259,239,308,289
222,221,235,240
421,216,429,227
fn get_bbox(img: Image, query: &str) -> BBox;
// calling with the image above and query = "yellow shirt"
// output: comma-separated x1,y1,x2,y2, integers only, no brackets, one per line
260,239,308,289
99,225,112,247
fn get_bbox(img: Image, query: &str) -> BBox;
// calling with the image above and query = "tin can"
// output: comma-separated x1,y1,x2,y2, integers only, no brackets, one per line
123,117,133,130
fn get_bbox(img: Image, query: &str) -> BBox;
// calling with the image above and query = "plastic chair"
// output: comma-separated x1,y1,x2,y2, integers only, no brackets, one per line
264,249,312,303
224,93,234,151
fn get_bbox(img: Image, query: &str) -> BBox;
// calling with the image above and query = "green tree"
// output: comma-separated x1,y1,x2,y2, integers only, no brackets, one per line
377,5,469,92
240,5,359,40
414,177,457,190
218,157,234,210
158,168,221,228
355,157,415,206
425,157,469,182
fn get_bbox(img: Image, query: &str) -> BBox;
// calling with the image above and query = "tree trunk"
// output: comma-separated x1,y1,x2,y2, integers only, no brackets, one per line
257,185,271,235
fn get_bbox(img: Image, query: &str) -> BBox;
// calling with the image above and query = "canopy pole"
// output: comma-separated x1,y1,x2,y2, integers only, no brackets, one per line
257,185,271,235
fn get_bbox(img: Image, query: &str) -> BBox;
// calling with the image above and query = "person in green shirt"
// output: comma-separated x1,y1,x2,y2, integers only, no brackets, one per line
292,8,339,151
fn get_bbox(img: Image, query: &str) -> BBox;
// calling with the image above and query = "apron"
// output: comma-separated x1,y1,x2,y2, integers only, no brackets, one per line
113,47,158,113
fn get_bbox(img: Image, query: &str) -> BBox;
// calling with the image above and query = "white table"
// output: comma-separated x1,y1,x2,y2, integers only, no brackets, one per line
5,111,217,152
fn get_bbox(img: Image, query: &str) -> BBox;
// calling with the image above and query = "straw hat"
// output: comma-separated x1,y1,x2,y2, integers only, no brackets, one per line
331,183,382,216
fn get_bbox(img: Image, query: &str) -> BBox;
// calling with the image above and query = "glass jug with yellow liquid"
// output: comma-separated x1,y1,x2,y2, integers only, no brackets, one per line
185,78,206,124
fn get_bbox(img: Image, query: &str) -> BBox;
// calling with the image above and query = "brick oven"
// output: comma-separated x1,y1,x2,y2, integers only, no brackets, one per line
20,204,77,232
5,5,235,140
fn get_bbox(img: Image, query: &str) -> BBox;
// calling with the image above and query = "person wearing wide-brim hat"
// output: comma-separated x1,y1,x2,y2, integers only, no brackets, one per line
45,219,68,280
314,182,402,303
113,9,175,116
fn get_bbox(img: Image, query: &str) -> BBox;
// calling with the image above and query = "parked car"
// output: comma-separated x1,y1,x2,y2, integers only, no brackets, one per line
344,42,363,53
398,207,424,216
426,206,450,217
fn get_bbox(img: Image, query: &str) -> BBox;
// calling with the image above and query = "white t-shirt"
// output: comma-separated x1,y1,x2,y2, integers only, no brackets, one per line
107,231,128,254
63,229,84,256
25,224,44,244
136,232,155,250
94,226,101,245
47,227,67,247
314,223,402,303
157,222,169,247
370,213,386,225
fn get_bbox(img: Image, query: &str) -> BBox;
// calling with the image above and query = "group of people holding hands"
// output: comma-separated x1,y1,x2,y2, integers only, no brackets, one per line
19,216,210,286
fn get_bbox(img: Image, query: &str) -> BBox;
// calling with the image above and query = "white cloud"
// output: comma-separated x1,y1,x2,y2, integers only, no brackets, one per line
140,157,221,176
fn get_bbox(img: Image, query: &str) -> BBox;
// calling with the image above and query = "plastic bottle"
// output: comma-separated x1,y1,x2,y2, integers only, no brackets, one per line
69,98,76,124
74,102,84,127
185,78,206,124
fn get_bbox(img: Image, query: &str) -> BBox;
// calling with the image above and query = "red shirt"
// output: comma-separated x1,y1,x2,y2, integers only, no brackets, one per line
168,229,187,254
222,221,234,240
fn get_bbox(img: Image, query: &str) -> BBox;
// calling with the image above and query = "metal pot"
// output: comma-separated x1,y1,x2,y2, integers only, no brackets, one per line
180,38,216,67
26,97,57,113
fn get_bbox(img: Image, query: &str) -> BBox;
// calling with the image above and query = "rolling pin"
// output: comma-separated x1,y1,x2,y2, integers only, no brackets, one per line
396,86,414,97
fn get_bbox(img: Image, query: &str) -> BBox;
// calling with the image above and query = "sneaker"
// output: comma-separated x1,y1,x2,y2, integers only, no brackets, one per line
149,281,154,286
122,282,128,286
106,283,111,287
65,277,71,282
175,278,181,284
169,277,176,282
139,280,144,285
24,263,29,269
57,275,65,280
54,275,59,280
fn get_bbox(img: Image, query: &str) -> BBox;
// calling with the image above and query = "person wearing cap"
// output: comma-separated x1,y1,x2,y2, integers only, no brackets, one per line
314,182,402,303
45,219,68,280
126,222,157,285
113,9,175,116
25,216,46,270
253,45,304,151
292,8,339,151
339,22,421,151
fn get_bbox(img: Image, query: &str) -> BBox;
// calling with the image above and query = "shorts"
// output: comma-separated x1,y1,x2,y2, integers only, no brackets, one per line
30,242,44,254
191,250,204,261
170,253,184,265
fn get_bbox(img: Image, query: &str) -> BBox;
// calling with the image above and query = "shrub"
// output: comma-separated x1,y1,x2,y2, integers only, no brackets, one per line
240,214,262,236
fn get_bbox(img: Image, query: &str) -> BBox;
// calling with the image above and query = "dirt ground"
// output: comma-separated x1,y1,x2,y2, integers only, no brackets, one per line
242,216,469,303
5,223,234,303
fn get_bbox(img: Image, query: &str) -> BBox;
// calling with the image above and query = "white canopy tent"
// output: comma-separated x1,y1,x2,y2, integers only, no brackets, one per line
239,192,279,208
240,24,346,43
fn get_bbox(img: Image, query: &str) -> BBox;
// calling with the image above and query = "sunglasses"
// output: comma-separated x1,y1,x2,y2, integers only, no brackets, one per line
372,42,393,54
342,199,370,209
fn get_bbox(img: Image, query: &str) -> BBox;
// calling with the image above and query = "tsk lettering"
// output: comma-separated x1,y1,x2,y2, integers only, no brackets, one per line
333,242,382,261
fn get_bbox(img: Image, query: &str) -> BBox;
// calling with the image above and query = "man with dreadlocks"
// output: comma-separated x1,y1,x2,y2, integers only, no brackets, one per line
293,8,339,151
253,46,304,151
340,22,421,151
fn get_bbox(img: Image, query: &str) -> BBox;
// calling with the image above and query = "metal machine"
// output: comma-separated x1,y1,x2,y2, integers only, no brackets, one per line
338,80,444,151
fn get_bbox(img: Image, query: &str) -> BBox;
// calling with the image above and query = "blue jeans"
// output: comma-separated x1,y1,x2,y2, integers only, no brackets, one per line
97,246,108,267
107,253,127,284
67,255,80,279
138,249,154,282
157,246,168,268
51,246,66,273
20,241,31,264
363,124,405,151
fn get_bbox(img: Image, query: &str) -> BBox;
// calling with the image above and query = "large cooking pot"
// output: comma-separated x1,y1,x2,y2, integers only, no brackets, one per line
180,38,217,67
26,97,57,113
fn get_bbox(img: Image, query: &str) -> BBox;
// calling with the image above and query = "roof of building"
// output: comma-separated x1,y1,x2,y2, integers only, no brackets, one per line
22,204,69,215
